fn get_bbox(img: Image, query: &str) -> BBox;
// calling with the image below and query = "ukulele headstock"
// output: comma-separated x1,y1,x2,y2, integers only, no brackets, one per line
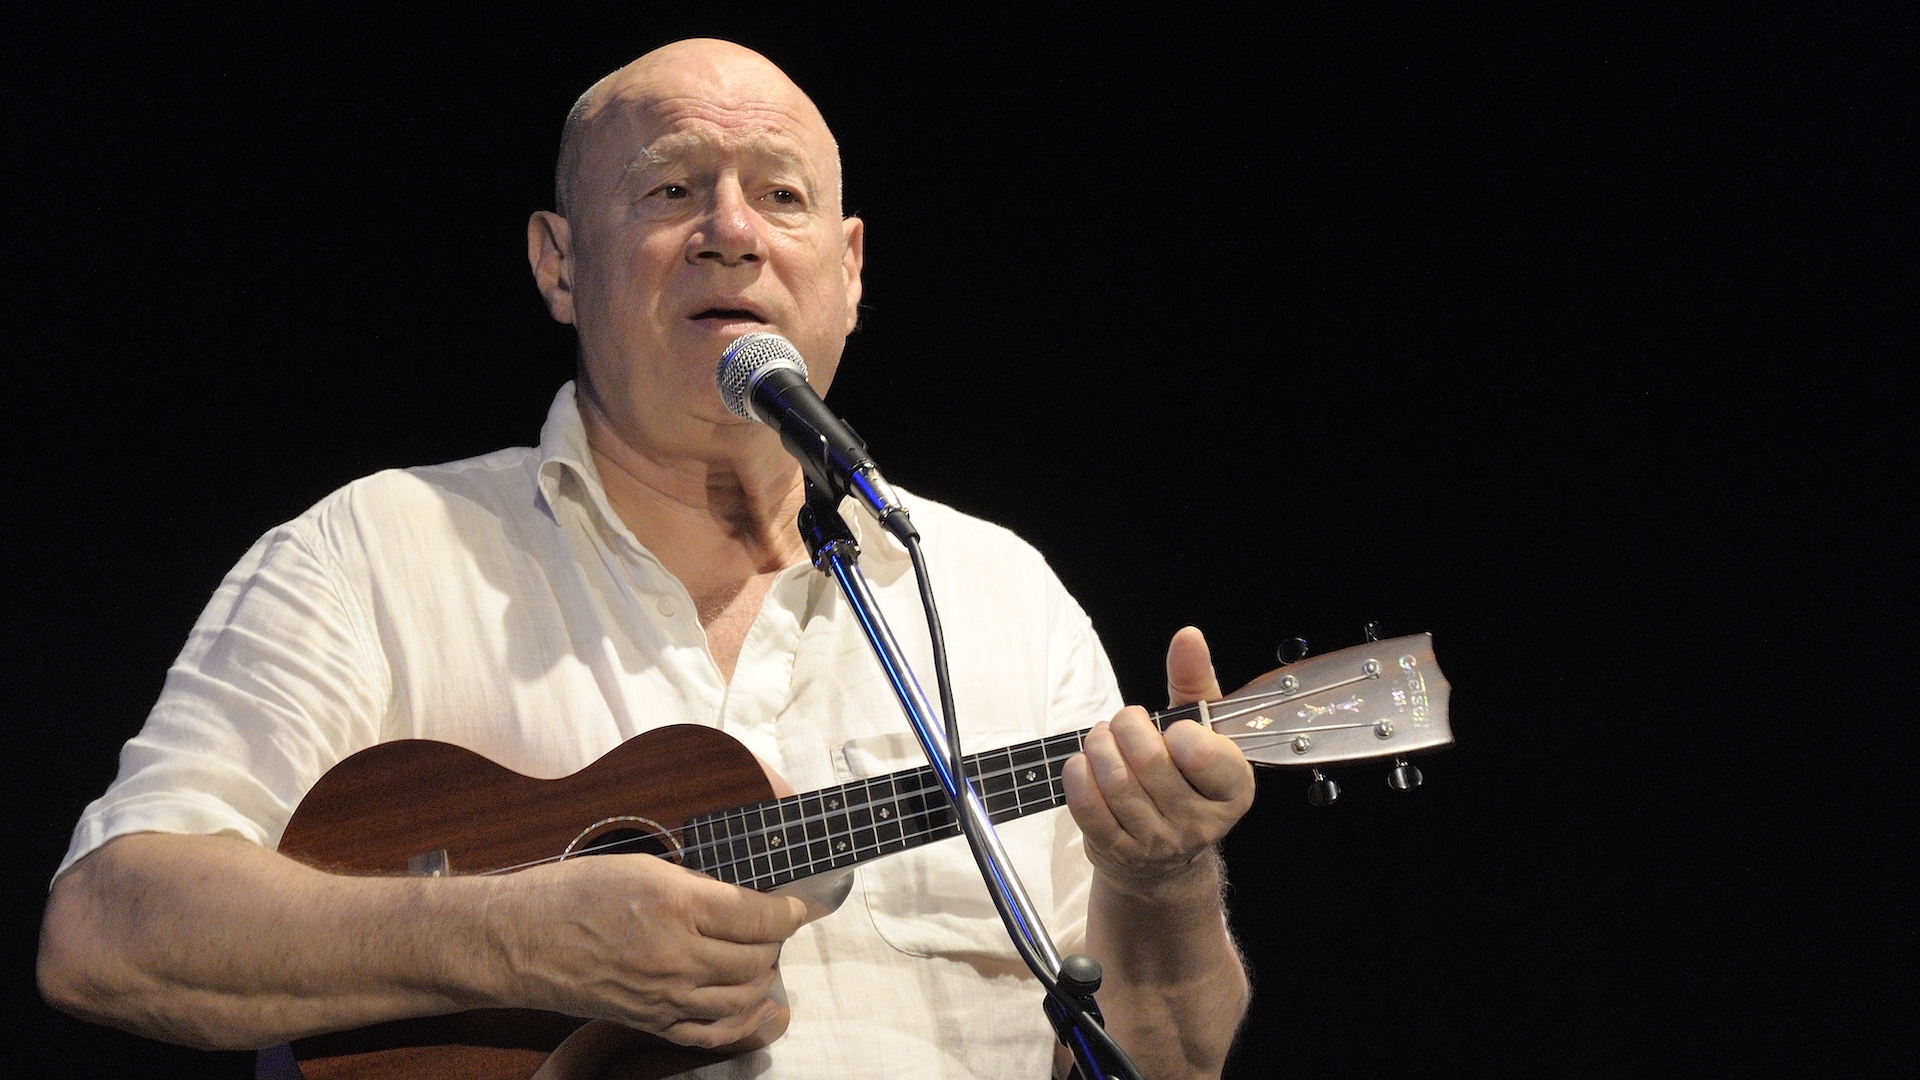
1199,631,1453,803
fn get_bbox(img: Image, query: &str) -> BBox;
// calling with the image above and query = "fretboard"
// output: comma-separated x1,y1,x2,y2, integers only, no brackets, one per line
676,706,1199,892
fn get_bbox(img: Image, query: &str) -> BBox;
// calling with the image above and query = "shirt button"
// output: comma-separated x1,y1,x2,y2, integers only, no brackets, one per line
656,597,677,617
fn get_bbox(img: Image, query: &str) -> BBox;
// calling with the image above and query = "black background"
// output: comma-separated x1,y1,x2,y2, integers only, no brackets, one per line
3,4,1910,1076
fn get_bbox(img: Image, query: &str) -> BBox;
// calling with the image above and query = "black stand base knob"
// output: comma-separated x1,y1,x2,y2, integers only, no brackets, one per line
1057,954,1104,998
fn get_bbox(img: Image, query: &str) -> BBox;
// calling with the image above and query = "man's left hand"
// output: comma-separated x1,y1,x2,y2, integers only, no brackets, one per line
1063,626,1255,900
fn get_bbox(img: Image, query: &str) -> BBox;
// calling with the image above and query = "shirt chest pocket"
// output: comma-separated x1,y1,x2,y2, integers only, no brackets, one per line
836,730,1061,961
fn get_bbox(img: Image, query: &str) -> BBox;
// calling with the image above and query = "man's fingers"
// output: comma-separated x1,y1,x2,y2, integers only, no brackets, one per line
1108,708,1199,801
1062,747,1123,842
658,996,784,1049
662,967,780,1022
1071,710,1254,854
1166,625,1222,708
1080,713,1180,839
1161,625,1254,808
1163,719,1257,805
1064,626,1257,899
680,935,786,989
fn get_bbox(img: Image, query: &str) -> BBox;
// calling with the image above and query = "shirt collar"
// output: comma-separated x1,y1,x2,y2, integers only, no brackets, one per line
533,381,911,581
840,492,913,583
533,382,635,547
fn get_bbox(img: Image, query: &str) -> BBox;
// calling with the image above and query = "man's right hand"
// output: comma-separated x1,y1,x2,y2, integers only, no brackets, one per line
486,852,806,1049
38,832,804,1052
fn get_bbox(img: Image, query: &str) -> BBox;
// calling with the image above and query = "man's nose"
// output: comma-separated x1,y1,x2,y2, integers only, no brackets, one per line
689,180,762,267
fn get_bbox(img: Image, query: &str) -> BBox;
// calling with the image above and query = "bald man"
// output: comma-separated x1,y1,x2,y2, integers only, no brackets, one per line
39,41,1252,1080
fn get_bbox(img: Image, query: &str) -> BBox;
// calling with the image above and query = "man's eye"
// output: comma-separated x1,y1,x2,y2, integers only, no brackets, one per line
767,189,799,205
653,184,689,199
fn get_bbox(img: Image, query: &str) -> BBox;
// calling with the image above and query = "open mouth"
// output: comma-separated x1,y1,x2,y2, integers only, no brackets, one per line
690,307,766,323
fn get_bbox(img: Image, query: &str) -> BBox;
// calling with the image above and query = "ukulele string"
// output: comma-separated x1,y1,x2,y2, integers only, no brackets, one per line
474,737,1092,880
679,677,1369,885
1192,676,1378,727
476,682,1356,881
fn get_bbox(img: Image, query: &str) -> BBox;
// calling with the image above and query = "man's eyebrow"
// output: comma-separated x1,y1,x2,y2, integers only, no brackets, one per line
617,131,815,184
619,147,667,178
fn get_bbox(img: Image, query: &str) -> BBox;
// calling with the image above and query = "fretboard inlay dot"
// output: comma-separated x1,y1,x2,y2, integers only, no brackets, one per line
682,727,1108,893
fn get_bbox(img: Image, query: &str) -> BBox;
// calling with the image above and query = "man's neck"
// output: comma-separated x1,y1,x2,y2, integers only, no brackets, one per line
578,392,810,681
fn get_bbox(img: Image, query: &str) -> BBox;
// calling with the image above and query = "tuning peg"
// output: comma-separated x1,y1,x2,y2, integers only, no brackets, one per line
1388,757,1423,791
1364,621,1382,642
1276,637,1309,665
1307,769,1340,807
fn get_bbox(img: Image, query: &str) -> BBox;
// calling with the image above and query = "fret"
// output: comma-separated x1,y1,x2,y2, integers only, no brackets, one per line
730,810,758,887
870,775,906,852
1008,741,1048,807
693,816,719,883
821,784,851,867
682,819,707,875
629,707,1237,892
771,799,800,880
842,777,871,855
978,758,1016,796
714,807,733,876
782,802,810,877
677,721,1167,893
707,816,739,886
752,803,775,880
1008,744,1051,814
873,800,909,843
759,802,797,890
799,795,826,868
1044,732,1082,804
1155,704,1200,731
706,816,726,872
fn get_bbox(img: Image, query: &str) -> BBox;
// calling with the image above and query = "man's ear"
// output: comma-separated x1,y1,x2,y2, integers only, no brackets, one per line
840,215,865,335
528,211,576,325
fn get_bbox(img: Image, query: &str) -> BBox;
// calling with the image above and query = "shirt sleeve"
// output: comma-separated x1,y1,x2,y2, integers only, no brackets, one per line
54,514,389,882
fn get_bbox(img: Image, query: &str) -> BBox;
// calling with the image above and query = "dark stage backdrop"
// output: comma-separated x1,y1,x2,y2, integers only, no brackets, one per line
3,6,1908,1077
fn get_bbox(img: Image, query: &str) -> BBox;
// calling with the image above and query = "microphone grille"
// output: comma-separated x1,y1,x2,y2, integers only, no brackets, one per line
716,332,808,421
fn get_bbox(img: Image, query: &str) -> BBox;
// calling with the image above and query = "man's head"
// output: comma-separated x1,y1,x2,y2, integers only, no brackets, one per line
529,40,863,444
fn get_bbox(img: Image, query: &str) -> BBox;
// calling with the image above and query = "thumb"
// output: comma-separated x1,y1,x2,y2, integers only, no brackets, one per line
1166,626,1223,708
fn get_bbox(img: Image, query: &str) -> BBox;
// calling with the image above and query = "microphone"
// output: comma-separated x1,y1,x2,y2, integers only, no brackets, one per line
717,332,918,542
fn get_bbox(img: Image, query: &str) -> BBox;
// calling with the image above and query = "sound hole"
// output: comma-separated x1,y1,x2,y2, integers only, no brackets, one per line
578,828,670,859
563,815,682,864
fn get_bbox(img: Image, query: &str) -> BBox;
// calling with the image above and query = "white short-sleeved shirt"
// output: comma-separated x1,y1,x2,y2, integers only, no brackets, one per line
60,383,1125,1078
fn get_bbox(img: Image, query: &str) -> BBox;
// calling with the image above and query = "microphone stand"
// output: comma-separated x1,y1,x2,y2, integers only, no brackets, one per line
797,484,1138,1080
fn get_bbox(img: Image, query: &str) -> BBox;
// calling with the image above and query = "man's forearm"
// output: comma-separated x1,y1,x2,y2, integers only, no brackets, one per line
1082,850,1249,1080
38,832,501,1049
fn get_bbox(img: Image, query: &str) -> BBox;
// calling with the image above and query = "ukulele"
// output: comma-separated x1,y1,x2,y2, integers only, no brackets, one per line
274,633,1453,1079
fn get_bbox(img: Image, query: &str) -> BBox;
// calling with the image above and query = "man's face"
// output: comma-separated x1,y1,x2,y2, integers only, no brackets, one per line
553,47,863,438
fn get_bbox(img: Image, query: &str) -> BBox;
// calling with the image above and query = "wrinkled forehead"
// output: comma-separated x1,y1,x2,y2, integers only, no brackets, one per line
580,81,841,200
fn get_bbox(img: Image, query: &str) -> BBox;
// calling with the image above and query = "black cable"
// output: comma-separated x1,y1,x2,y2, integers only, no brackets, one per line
899,532,1145,1080
902,535,965,789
